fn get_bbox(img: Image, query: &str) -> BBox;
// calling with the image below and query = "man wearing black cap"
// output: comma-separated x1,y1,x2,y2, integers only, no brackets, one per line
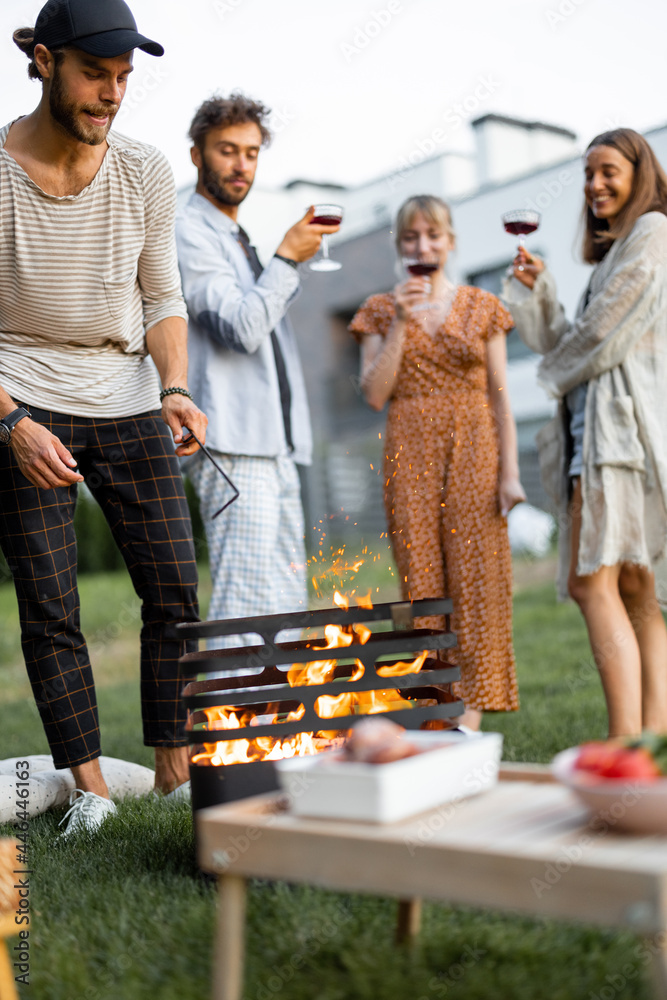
0,0,207,835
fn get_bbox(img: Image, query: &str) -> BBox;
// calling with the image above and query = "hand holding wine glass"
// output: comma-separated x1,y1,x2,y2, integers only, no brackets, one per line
511,247,545,290
276,206,341,264
502,209,540,257
394,275,432,320
308,203,344,271
400,254,440,311
502,208,542,288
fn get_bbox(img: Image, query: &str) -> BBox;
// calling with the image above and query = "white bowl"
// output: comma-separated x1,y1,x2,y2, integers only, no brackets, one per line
551,746,667,835
275,730,503,824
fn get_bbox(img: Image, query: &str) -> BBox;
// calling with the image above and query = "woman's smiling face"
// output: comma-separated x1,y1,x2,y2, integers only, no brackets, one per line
584,144,635,226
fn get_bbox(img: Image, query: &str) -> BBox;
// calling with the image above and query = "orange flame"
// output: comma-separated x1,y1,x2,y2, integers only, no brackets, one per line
377,649,429,677
356,590,373,609
191,583,430,766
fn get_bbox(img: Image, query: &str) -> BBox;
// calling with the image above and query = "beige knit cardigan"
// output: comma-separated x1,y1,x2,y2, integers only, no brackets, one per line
502,212,667,603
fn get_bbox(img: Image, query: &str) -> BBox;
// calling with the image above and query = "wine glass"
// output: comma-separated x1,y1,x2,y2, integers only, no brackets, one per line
309,204,343,271
401,254,440,311
502,209,540,271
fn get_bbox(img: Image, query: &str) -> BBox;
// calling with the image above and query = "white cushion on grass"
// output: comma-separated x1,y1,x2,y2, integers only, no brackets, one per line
0,756,155,825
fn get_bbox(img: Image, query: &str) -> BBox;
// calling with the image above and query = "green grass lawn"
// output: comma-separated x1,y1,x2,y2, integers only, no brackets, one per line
0,556,652,1000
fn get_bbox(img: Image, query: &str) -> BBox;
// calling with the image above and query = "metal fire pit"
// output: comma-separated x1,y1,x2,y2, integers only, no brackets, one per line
175,598,461,811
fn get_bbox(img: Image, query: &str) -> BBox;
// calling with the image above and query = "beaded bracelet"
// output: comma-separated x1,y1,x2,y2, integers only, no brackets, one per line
159,387,193,402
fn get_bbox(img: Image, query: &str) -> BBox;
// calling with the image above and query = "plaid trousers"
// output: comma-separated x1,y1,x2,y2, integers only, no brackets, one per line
0,406,199,769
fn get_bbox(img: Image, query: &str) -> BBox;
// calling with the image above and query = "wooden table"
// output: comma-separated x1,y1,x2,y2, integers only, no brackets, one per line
197,766,667,1000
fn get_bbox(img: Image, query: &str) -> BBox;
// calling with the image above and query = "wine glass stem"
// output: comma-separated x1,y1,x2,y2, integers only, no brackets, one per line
320,235,330,260
517,237,525,272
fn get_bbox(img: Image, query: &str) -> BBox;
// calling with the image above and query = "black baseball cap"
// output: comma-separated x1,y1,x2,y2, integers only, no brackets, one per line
33,0,164,59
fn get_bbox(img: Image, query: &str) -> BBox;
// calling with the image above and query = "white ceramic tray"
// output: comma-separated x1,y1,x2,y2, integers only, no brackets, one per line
275,730,503,824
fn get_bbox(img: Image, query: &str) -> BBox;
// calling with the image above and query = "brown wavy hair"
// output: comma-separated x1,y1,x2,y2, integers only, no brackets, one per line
188,93,272,150
394,195,456,253
13,27,69,81
582,128,667,263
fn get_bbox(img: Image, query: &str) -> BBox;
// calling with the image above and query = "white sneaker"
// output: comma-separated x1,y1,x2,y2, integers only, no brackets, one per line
161,780,191,804
58,789,117,838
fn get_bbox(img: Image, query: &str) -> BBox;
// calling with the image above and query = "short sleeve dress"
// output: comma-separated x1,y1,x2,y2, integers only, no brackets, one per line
349,286,519,713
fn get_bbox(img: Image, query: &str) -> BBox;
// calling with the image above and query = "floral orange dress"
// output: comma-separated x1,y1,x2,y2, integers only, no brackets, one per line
350,286,519,712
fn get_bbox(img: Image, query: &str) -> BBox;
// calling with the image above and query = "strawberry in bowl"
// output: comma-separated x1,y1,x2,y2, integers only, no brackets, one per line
574,741,661,781
551,733,667,834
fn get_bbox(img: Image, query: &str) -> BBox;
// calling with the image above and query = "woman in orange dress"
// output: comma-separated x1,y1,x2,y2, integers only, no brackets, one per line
349,195,525,729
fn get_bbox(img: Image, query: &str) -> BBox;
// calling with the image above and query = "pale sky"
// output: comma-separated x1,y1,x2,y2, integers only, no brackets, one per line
0,0,665,193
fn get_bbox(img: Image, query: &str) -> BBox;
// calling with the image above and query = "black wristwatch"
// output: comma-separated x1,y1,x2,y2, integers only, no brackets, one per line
0,407,31,445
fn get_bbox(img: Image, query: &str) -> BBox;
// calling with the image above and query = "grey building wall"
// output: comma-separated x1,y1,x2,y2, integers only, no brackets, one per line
290,226,396,539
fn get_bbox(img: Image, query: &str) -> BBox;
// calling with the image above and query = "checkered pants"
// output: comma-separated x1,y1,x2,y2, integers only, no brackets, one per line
187,453,307,649
0,406,199,769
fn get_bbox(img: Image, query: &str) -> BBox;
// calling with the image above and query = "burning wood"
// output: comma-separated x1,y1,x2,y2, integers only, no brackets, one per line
190,591,436,767
177,594,461,811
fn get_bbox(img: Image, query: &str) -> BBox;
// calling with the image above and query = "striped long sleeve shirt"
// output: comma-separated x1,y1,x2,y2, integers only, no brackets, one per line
0,122,188,417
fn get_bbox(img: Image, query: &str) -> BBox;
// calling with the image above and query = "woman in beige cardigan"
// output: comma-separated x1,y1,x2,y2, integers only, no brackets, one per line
503,128,667,738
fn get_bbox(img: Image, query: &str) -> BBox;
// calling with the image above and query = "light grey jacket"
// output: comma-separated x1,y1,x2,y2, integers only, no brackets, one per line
502,212,667,602
176,193,312,465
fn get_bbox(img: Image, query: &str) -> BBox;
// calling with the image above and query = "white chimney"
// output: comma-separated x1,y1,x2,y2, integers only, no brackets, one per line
472,114,578,188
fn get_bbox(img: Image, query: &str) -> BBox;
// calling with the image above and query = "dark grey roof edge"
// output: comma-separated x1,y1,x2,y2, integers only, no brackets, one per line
471,113,577,141
284,178,347,191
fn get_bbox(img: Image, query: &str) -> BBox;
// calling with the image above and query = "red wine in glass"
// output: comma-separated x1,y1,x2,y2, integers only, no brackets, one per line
407,261,439,277
309,203,343,271
311,213,342,226
402,255,439,310
502,209,540,271
503,220,539,237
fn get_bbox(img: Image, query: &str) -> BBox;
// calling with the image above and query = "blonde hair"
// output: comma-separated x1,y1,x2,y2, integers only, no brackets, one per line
394,195,455,252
